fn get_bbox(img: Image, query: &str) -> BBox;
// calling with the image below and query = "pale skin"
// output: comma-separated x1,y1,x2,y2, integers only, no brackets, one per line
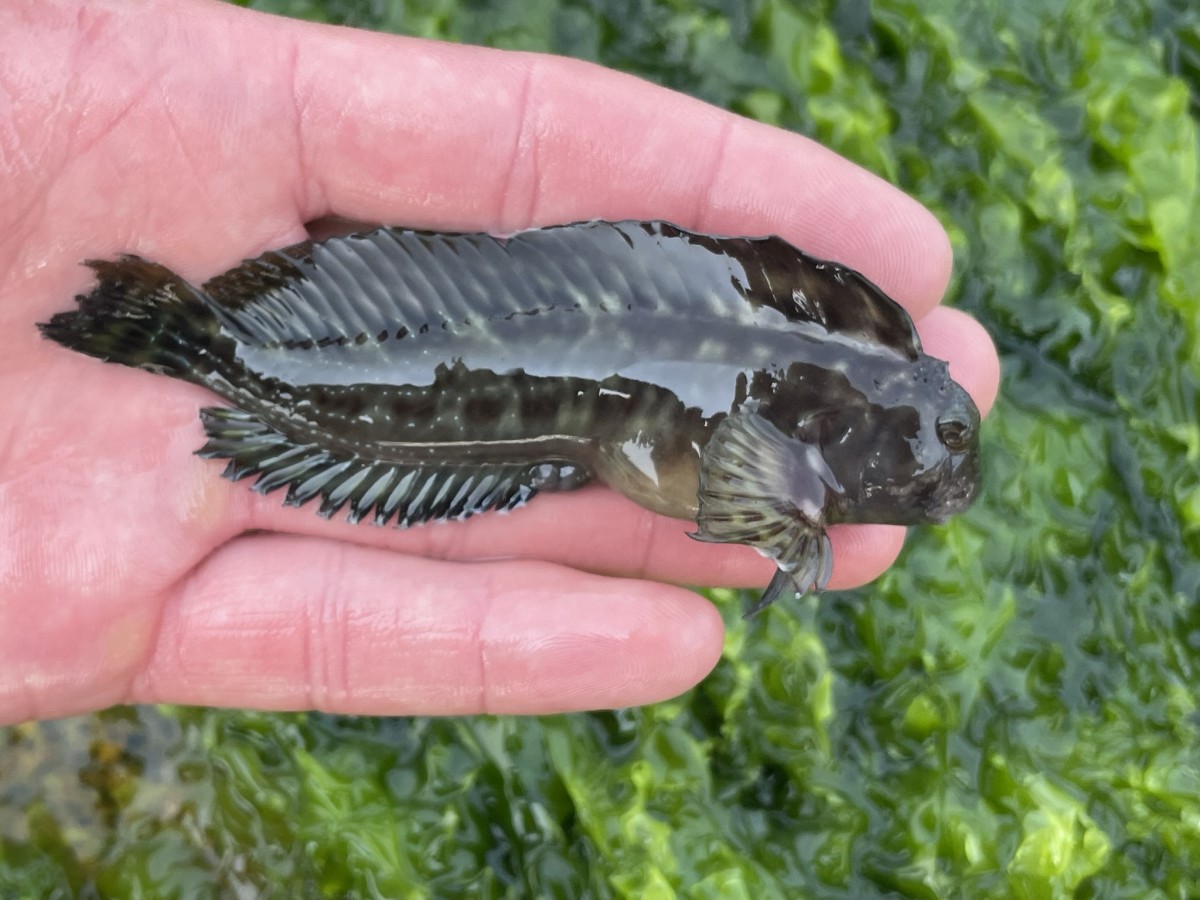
0,0,1000,725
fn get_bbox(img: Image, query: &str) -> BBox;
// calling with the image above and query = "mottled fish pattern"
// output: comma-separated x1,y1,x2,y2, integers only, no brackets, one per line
39,221,981,612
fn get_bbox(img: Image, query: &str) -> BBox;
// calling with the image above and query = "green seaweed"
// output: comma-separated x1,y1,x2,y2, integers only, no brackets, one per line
3,0,1198,896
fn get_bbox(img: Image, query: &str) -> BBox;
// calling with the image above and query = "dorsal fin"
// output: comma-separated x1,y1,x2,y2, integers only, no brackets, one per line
776,249,922,359
673,226,922,359
198,221,921,358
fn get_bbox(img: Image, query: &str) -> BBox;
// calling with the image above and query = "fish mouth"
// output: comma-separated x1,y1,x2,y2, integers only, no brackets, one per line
927,450,981,522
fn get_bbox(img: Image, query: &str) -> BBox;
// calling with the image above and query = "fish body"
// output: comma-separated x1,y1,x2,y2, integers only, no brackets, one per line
39,221,981,611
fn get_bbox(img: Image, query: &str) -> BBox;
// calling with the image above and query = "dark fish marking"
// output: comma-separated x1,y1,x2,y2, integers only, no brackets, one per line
37,221,981,613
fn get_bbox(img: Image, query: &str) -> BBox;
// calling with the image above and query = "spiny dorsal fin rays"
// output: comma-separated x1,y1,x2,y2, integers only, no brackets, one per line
197,407,538,526
699,228,922,360
194,222,922,358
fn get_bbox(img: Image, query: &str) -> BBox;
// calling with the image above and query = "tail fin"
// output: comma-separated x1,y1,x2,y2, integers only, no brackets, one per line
38,256,222,381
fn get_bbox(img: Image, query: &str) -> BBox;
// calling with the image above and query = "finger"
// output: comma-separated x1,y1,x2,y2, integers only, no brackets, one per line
11,3,948,319
283,30,951,314
131,533,725,715
916,305,1001,417
237,482,904,593
90,5,940,314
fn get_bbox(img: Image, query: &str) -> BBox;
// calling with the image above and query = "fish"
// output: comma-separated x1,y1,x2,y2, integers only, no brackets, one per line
38,221,981,613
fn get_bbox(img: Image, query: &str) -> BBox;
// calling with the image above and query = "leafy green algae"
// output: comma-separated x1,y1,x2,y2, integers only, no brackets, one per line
3,0,1198,896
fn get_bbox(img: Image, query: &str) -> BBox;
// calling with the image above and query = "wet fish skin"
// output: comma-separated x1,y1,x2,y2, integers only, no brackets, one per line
38,221,981,611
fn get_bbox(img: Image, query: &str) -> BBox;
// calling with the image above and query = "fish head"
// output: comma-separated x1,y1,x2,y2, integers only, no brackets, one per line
813,355,981,527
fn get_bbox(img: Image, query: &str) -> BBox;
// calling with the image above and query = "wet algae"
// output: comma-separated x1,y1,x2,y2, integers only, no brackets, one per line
2,0,1198,896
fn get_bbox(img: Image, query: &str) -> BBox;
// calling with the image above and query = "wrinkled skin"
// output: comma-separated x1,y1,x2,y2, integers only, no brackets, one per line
0,0,999,724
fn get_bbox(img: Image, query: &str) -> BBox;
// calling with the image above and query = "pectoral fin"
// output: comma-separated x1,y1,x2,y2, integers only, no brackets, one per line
744,529,833,618
691,409,838,615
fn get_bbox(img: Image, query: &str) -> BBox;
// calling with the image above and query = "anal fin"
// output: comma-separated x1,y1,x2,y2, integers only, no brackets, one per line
197,407,542,526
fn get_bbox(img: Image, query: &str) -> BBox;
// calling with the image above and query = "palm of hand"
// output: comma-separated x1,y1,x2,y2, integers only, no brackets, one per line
0,0,998,725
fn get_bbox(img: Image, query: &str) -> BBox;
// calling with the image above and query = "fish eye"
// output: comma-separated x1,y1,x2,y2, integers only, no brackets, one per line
936,415,972,452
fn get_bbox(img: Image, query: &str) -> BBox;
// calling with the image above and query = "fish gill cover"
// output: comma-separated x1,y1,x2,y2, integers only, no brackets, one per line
2,0,1198,897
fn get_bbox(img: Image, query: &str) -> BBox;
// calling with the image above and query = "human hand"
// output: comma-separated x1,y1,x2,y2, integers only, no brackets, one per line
0,0,999,724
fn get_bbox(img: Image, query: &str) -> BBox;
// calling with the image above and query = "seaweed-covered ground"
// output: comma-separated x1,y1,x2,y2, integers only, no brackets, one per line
3,0,1198,896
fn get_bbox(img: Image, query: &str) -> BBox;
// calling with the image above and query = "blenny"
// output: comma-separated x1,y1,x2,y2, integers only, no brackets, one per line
39,221,980,612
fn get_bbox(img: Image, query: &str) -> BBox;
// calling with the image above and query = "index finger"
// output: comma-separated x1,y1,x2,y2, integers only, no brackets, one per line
253,9,954,314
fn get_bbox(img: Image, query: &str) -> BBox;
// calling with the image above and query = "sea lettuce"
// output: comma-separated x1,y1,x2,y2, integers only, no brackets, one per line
3,0,1197,896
